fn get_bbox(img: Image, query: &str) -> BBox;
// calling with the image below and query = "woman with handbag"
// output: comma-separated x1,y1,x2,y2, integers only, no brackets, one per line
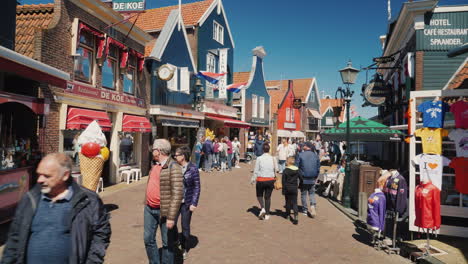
282,156,303,225
250,143,277,220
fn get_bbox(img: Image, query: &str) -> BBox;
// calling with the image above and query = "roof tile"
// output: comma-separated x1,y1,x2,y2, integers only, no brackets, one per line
132,0,214,32
15,3,54,58
233,72,250,83
448,60,468,90
320,98,345,122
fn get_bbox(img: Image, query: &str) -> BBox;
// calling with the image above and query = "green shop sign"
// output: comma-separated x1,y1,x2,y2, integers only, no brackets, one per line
321,117,403,142
417,12,468,51
113,0,145,12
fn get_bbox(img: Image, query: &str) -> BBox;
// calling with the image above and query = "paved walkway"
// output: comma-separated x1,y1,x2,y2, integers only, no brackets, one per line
103,163,409,264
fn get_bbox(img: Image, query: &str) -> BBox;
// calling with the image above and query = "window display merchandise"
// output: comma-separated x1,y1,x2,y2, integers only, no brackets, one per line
417,100,450,128
450,100,467,129
448,129,468,157
414,128,448,155
412,154,450,190
449,157,468,195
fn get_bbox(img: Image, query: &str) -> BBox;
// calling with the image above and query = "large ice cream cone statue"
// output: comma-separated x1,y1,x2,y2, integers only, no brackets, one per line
77,121,109,191
79,153,105,191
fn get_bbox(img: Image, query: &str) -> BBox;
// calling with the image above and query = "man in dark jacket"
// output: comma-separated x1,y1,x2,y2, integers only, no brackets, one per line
144,139,183,264
1,153,111,264
254,135,265,157
201,137,213,172
296,141,320,218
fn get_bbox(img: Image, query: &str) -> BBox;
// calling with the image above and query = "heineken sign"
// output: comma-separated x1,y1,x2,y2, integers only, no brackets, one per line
113,0,145,12
322,117,403,142
417,12,468,51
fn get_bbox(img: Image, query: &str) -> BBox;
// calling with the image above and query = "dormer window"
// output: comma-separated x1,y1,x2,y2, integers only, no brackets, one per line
213,21,224,45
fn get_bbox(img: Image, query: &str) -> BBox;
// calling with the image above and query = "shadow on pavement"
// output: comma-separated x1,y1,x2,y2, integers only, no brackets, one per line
351,222,373,247
246,206,261,218
104,204,119,213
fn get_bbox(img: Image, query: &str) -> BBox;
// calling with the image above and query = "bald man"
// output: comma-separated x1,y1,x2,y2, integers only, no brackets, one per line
1,153,111,264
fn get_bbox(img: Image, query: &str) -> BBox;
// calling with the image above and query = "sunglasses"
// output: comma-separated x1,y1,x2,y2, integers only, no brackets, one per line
173,153,183,157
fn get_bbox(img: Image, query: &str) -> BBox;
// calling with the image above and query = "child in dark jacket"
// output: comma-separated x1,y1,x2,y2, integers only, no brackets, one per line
282,157,303,225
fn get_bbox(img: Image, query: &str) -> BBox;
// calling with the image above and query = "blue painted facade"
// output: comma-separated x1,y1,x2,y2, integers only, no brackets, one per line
245,55,270,126
197,7,234,103
150,21,195,106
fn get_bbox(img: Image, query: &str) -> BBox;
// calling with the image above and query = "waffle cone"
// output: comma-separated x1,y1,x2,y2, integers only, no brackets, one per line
79,153,105,191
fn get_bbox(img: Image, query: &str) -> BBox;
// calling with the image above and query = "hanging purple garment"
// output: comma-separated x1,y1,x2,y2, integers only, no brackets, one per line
367,190,386,231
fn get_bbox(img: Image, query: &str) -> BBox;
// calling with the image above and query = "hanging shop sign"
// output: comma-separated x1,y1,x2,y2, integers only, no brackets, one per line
417,12,468,51
373,55,395,63
113,0,145,12
65,82,145,108
250,117,269,126
362,73,387,106
292,99,302,109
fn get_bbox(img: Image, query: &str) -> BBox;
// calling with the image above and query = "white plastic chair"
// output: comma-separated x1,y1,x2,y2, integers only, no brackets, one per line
118,166,133,184
96,177,104,193
130,168,142,181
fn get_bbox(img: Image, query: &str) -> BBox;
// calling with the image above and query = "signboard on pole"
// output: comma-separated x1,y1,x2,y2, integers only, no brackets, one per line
113,0,146,12
218,48,228,99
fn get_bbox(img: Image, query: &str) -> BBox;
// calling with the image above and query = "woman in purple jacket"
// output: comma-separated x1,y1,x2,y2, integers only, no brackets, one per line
174,146,201,259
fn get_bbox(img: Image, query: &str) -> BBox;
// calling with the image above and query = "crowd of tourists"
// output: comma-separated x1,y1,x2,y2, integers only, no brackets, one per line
194,136,242,173
1,131,346,264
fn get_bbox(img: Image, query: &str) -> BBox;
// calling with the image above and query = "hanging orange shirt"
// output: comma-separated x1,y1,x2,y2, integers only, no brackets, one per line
414,128,448,155
449,157,468,194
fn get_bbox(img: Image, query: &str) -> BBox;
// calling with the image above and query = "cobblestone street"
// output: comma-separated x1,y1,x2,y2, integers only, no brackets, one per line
102,163,409,264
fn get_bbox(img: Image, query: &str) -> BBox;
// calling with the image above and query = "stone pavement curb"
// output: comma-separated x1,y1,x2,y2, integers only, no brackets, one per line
326,198,447,264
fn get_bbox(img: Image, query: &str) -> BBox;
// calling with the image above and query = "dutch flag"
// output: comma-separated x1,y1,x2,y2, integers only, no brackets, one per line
196,71,226,84
227,82,247,93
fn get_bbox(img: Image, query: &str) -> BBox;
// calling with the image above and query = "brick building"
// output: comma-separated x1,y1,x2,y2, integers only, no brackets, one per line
15,0,153,185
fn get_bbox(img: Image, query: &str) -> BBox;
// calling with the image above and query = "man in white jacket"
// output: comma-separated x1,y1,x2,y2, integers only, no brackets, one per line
277,139,293,173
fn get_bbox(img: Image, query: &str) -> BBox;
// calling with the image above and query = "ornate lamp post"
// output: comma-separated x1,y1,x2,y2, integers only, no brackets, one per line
336,60,359,208
194,78,204,112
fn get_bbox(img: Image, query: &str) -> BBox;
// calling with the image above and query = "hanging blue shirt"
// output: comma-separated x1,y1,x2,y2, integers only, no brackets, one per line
417,100,450,128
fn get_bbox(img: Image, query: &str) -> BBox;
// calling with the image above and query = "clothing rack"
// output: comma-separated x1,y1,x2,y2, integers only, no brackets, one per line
409,89,468,238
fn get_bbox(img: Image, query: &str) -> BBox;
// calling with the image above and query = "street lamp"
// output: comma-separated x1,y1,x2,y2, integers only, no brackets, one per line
194,78,204,112
337,60,359,208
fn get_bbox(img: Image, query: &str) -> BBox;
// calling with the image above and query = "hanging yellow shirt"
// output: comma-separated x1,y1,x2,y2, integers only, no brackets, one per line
414,128,448,155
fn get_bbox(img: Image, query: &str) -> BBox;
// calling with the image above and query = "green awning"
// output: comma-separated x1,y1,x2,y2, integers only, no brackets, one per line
321,116,403,142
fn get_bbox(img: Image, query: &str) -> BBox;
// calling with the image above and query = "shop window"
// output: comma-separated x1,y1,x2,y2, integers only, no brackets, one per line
102,46,118,89
252,94,258,118
0,103,41,170
286,108,290,122
74,31,94,83
213,21,224,45
119,132,135,165
123,56,136,94
326,116,333,126
259,96,265,118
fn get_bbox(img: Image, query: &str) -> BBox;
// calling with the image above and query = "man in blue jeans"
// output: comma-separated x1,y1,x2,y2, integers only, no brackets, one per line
296,141,320,218
144,139,183,264
202,136,213,172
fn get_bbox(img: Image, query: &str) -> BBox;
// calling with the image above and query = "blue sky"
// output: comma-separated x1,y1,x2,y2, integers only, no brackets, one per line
20,0,467,117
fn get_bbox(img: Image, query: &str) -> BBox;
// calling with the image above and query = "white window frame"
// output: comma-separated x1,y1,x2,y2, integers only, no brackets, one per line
213,21,224,45
252,94,258,118
286,108,290,122
259,96,265,118
326,116,333,126
206,53,216,72
291,107,295,121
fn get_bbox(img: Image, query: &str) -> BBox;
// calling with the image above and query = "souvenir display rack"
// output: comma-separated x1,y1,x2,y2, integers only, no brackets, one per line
409,89,468,238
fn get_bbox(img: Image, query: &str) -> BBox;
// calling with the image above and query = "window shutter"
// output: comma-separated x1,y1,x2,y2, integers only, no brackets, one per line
180,67,190,94
167,65,178,92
